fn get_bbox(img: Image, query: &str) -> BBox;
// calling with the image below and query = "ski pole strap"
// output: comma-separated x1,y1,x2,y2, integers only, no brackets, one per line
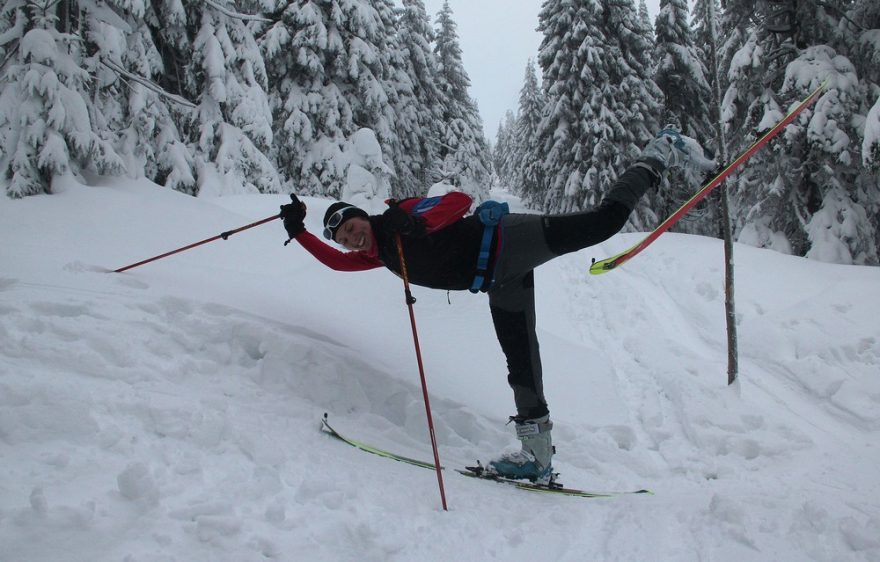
469,201,509,293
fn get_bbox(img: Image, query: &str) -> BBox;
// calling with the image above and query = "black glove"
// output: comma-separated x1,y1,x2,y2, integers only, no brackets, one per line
383,203,426,237
280,194,307,243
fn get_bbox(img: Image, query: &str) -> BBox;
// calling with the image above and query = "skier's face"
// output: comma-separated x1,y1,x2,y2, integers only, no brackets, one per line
334,217,374,252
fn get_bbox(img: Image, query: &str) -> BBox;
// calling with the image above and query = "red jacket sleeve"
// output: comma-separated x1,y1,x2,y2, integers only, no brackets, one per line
294,231,383,272
396,191,473,233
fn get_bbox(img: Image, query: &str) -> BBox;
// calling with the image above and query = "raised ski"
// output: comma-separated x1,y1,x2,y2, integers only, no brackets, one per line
590,79,828,275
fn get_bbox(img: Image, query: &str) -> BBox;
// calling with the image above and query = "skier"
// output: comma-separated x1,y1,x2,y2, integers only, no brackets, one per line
280,128,714,484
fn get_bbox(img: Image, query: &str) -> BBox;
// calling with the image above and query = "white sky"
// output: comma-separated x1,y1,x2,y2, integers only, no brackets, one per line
421,0,662,138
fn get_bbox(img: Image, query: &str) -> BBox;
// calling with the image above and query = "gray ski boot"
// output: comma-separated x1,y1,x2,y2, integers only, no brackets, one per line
638,125,717,174
487,414,554,484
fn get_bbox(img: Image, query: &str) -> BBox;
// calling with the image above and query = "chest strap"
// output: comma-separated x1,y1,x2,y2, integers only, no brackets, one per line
469,201,510,293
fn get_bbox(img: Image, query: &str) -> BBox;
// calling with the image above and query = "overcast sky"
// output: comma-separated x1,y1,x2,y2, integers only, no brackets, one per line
421,0,662,140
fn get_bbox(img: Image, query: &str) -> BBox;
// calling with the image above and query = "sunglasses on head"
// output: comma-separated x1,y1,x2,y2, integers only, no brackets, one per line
323,205,357,240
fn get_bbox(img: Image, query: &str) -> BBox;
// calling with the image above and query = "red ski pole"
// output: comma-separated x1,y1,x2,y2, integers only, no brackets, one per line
113,214,279,273
394,234,448,511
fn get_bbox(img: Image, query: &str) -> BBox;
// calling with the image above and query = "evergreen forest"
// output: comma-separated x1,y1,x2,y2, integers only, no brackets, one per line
1,0,878,264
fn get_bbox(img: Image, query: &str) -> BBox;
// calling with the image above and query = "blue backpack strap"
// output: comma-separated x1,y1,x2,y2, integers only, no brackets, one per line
469,201,510,293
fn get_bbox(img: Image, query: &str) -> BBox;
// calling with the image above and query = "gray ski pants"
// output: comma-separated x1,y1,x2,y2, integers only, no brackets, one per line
487,164,654,419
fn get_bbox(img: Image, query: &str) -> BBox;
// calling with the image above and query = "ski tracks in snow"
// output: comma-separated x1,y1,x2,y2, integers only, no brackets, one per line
545,237,880,561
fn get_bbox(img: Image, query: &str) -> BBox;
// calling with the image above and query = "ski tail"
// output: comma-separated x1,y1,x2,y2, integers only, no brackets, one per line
320,413,441,470
590,79,829,275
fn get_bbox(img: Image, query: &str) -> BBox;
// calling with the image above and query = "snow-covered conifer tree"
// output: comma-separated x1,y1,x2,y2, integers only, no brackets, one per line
691,0,722,89
654,0,713,140
492,110,516,189
720,0,795,252
0,1,124,197
537,0,661,222
396,0,445,194
514,59,545,207
653,0,716,231
187,1,278,195
2,0,282,198
795,52,878,265
843,0,880,257
260,0,399,198
110,9,196,193
638,0,655,46
433,1,490,200
722,0,878,263
685,0,728,238
851,1,880,171
841,0,880,253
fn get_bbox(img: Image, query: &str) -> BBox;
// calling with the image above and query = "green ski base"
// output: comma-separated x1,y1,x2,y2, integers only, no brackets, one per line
321,413,441,470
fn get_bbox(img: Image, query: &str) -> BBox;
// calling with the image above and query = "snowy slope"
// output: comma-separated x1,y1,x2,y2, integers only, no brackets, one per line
1,176,879,562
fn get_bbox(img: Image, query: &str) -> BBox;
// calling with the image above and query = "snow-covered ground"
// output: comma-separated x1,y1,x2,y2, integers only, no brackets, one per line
1,176,879,561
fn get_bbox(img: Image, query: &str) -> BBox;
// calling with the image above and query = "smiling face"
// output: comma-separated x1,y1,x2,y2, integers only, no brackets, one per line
334,216,374,252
